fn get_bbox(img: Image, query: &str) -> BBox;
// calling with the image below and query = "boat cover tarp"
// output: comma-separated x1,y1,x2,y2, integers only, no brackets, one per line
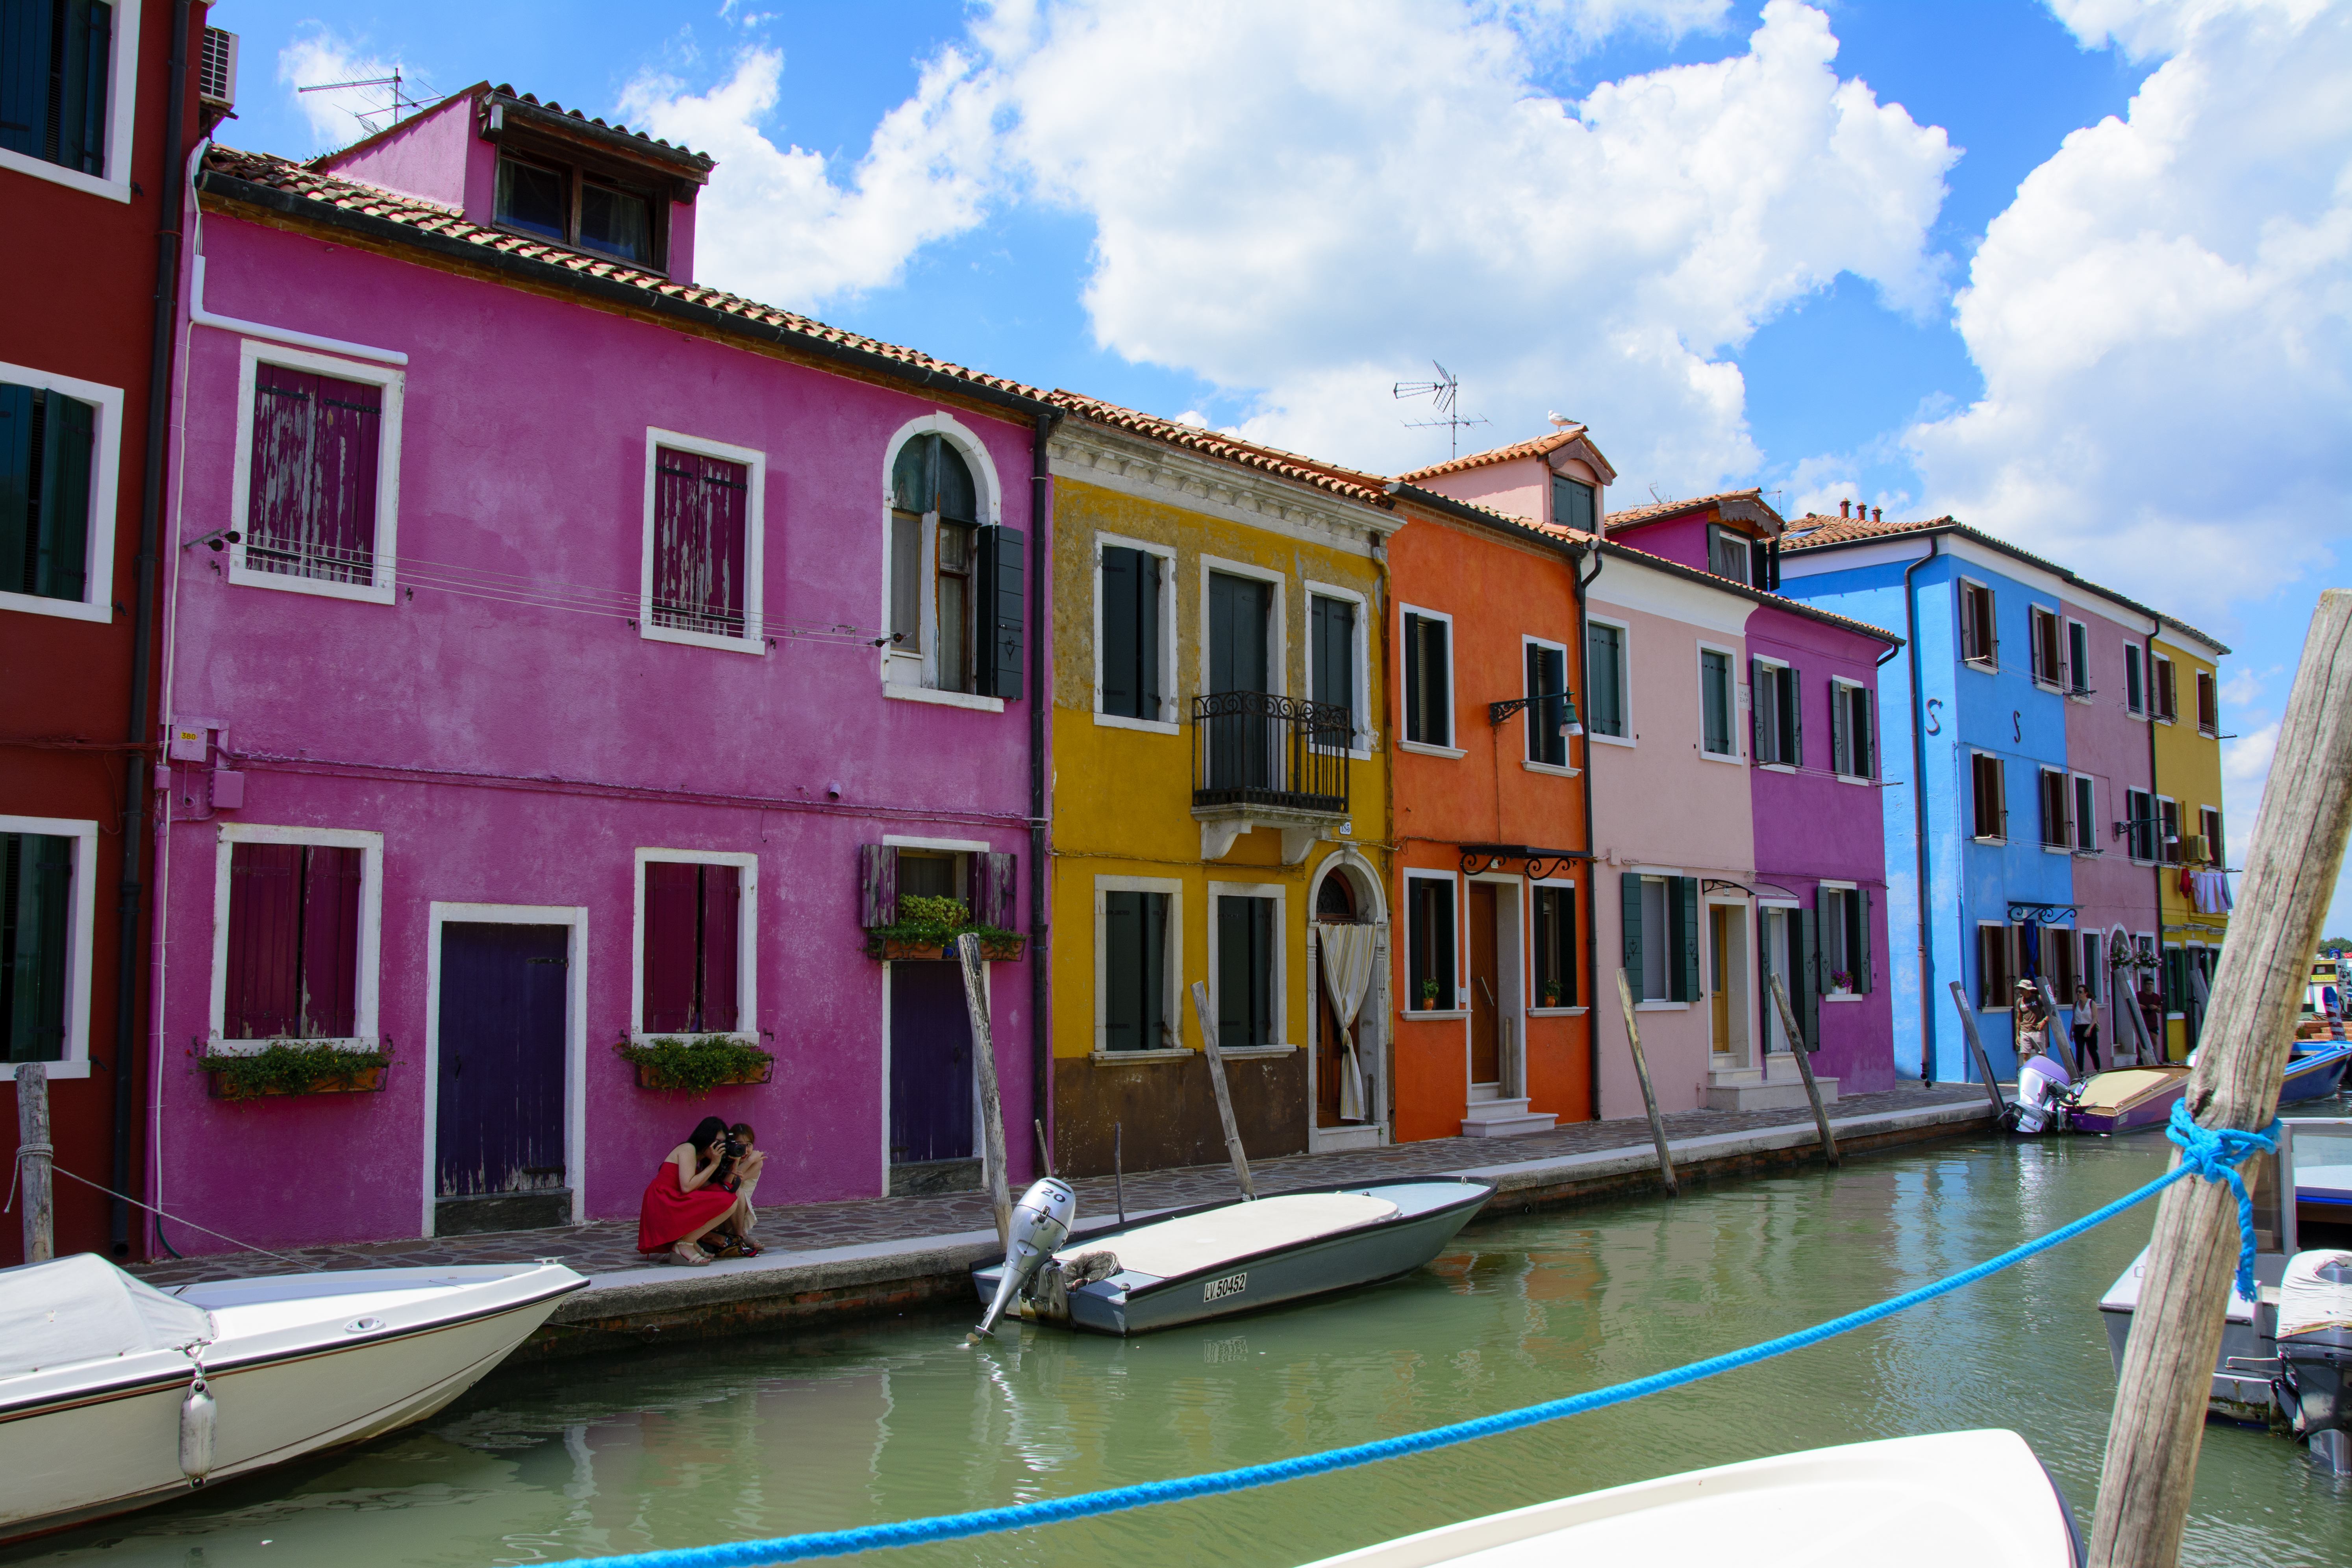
2278,1250,2352,1340
2071,1067,2185,1116
1071,1193,1399,1281
0,1254,214,1377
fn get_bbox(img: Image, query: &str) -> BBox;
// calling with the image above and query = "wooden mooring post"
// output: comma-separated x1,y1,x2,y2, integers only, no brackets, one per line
955,934,1014,1251
2090,590,2352,1568
1947,981,2011,1124
14,1063,52,1264
1614,969,1678,1197
1767,975,1839,1167
1188,980,1257,1200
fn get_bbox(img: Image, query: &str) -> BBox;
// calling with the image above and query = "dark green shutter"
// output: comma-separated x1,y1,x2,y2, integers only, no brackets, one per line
1101,546,1138,718
37,389,89,600
1,831,72,1061
1674,877,1700,1002
1857,889,1873,994
61,0,110,175
1403,613,1424,742
1830,681,1847,775
976,524,1024,700
0,383,30,594
1790,667,1804,768
1620,872,1643,982
1797,902,1821,1050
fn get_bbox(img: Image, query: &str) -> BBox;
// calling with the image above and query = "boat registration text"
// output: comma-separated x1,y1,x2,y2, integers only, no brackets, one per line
1203,1272,1248,1303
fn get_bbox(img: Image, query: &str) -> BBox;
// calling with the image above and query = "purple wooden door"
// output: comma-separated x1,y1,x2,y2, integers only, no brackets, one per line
436,923,568,1198
889,962,973,1165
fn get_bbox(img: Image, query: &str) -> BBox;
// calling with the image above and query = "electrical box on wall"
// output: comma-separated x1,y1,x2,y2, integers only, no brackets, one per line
209,771,245,810
169,726,208,761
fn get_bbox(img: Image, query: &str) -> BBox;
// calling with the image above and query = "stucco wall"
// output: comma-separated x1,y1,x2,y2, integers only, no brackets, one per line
2061,596,2161,1065
2152,631,2229,1057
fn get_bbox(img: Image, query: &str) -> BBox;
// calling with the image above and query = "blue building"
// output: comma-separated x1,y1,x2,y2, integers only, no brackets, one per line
1776,511,2083,1084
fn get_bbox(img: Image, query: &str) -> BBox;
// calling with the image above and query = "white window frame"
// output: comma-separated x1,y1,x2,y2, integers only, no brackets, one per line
2150,653,2177,724
2041,921,2078,1003
629,847,760,1043
2156,794,2180,866
1199,552,1286,696
2198,804,2225,865
1970,749,2008,843
638,426,767,656
1752,653,1795,772
880,412,1006,709
1092,874,1184,1057
1830,676,1871,783
1635,873,1682,1009
1402,868,1467,1017
1695,639,1741,763
1527,875,1584,1015
2065,618,2092,701
1585,613,1635,750
1818,879,1861,999
1207,879,1291,1055
2194,668,2219,738
1396,602,1461,756
0,813,98,1077
420,900,589,1234
2125,644,2147,717
226,339,405,605
2124,787,2157,863
1976,919,2015,1012
1520,632,1580,775
1958,576,1998,671
1306,578,1375,756
2037,765,2072,854
0,361,122,623
206,822,385,1051
1093,530,1180,734
1704,522,1754,586
2071,772,2099,854
2028,604,2063,691
0,0,141,202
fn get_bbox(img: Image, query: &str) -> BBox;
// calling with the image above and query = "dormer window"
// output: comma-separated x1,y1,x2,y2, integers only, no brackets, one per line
1551,473,1596,533
493,151,659,268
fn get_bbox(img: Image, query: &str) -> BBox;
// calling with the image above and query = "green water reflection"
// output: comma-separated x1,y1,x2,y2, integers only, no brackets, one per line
14,1126,2352,1568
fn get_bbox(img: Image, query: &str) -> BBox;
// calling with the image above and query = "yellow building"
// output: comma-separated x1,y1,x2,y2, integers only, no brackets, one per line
1043,398,1399,1175
2148,615,2231,1058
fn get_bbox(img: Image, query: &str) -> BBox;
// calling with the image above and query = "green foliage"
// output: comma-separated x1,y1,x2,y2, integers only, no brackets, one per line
897,895,971,929
195,1040,391,1100
863,894,1022,957
2319,937,2350,955
615,1034,774,1092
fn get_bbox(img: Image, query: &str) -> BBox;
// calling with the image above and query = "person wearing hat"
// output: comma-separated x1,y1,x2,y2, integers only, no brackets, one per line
2014,978,2050,1063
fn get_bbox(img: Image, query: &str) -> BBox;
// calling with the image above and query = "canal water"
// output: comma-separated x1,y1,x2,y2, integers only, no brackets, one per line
15,1121,2352,1568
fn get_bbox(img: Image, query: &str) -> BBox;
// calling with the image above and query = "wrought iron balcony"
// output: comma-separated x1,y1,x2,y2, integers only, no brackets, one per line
1191,691,1352,815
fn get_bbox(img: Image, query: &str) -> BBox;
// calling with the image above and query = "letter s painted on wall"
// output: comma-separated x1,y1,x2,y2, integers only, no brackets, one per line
1924,698,1943,737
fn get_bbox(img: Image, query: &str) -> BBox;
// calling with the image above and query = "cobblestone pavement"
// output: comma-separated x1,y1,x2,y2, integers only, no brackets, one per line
130,1084,1984,1287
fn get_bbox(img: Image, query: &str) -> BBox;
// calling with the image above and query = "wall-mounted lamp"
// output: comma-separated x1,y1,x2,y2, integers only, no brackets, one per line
183,527,241,552
1488,689,1582,736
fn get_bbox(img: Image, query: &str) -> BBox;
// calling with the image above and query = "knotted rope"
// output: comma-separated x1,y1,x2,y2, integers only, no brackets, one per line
2163,1097,2281,1301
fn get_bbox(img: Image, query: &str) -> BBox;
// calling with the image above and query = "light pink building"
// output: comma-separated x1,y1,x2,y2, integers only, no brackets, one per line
148,88,1056,1253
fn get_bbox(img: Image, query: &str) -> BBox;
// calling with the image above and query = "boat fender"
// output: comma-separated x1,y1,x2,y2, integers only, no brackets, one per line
180,1373,217,1485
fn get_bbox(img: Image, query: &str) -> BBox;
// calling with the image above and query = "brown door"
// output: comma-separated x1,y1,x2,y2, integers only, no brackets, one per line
1469,882,1500,1085
1315,874,1355,1127
1710,906,1733,1054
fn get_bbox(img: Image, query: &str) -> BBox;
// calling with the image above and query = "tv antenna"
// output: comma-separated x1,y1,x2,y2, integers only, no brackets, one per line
298,65,436,132
1393,361,1488,459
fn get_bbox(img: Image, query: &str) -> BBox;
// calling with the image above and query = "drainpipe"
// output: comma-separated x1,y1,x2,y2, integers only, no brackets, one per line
1902,536,1939,1085
1028,410,1060,1165
2143,619,2163,1061
1573,542,1603,1118
111,0,194,1255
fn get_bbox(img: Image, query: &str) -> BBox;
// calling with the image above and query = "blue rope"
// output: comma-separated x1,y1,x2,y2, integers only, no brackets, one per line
2164,1098,2279,1300
538,1124,2275,1568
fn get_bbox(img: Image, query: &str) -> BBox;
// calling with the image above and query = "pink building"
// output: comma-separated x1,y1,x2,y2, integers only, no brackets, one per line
148,87,1055,1253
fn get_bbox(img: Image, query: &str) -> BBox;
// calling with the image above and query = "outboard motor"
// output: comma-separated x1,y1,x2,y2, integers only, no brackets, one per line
2274,1250,2352,1474
2013,1054,2073,1135
973,1177,1076,1339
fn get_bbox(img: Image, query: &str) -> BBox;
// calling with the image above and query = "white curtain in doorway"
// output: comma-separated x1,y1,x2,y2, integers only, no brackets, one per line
1319,924,1379,1122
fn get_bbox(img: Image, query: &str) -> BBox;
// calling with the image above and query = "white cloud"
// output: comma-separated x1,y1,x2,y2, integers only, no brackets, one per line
620,1,1954,488
278,28,404,151
1904,0,2352,620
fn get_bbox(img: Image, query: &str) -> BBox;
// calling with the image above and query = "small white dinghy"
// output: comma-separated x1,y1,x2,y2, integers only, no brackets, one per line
1294,1431,2081,1568
0,1253,583,1544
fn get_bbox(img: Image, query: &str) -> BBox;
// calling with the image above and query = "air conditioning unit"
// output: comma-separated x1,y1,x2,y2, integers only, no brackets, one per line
2178,834,2211,865
199,28,238,112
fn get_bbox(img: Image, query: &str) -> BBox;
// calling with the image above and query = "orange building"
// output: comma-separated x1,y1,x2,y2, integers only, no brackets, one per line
1381,430,1609,1140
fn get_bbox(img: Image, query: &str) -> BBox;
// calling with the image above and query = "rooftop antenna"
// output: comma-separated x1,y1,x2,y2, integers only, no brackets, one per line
298,65,435,132
1393,361,1488,459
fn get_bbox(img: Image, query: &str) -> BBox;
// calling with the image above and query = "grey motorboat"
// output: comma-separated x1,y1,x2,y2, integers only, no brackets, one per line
971,1177,1493,1336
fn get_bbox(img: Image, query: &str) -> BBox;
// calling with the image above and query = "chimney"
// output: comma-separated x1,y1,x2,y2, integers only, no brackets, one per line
1839,500,1850,518
1872,506,1883,522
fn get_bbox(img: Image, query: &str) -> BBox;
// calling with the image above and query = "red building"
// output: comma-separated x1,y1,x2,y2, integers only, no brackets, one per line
3,0,213,1262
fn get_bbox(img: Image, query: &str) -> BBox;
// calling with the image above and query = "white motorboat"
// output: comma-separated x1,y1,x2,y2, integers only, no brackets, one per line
0,1253,583,1544
1294,1430,2080,1567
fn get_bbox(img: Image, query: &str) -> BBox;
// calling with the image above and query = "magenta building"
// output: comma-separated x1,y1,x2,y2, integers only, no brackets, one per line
147,87,1055,1253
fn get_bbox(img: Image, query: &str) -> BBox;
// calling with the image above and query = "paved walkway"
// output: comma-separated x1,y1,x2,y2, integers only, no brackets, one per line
131,1085,1985,1288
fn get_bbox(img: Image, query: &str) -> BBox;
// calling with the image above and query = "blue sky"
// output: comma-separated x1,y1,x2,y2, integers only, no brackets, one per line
219,0,2351,929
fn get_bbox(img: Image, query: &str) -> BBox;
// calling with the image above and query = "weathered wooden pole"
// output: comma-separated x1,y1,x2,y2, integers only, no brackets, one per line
1948,981,2012,1122
14,1063,53,1264
1188,980,1257,1200
2090,590,2352,1568
1614,969,1678,1197
1033,1118,1056,1179
2036,977,2081,1079
1768,975,1839,1167
2121,972,2162,1068
956,934,1013,1251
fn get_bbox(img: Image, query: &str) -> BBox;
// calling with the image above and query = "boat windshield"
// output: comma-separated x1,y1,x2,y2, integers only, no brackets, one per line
2247,1148,2285,1256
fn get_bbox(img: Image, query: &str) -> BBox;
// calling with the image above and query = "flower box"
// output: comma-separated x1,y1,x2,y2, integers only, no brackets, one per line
865,931,1025,962
632,1058,774,1091
617,1035,776,1093
196,1042,392,1101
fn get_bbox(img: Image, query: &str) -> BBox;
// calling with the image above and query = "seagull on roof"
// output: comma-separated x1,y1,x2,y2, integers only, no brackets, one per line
1547,412,1576,428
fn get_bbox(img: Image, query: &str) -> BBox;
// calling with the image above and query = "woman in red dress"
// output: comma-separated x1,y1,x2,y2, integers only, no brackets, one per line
637,1117,749,1266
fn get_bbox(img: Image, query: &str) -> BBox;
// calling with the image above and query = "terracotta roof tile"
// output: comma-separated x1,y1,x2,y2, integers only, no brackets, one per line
1603,488,1784,531
1045,393,1395,507
1394,426,1595,482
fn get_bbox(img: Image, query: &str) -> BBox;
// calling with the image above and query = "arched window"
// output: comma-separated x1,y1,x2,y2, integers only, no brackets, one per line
889,433,983,693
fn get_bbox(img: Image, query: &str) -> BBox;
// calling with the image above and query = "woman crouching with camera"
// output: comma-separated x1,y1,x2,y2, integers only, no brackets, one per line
636,1116,761,1265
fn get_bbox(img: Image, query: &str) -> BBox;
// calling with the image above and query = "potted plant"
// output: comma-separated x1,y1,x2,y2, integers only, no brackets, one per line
863,894,1025,961
1541,981,1564,1007
616,1034,776,1092
1830,970,1856,994
195,1039,393,1101
1419,978,1441,1010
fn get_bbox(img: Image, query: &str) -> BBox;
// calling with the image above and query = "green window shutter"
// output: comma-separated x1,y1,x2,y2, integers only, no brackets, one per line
1673,876,1700,1002
0,383,31,595
1620,872,1643,978
1,831,73,1061
37,389,91,601
1857,889,1873,995
1797,901,1821,1050
1830,680,1847,774
1404,614,1424,742
59,0,111,176
1790,667,1804,768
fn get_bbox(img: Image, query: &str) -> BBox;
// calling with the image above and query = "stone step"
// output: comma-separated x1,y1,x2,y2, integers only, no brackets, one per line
1704,1076,1840,1112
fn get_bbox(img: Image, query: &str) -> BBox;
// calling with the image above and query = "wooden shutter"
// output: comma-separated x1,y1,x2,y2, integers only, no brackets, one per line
0,384,32,595
653,448,747,635
1789,668,1804,767
0,832,72,1058
698,865,741,1033
248,364,317,568
1796,903,1820,1049
299,846,363,1039
1619,872,1643,980
1830,681,1848,775
225,842,303,1039
982,852,1018,931
978,524,1025,700
859,844,898,928
1746,657,1761,763
36,389,92,601
1857,889,1873,994
641,861,700,1033
1859,689,1876,779
1403,613,1424,742
1958,583,1978,663
1102,547,1138,717
311,374,382,583
1675,877,1700,1003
